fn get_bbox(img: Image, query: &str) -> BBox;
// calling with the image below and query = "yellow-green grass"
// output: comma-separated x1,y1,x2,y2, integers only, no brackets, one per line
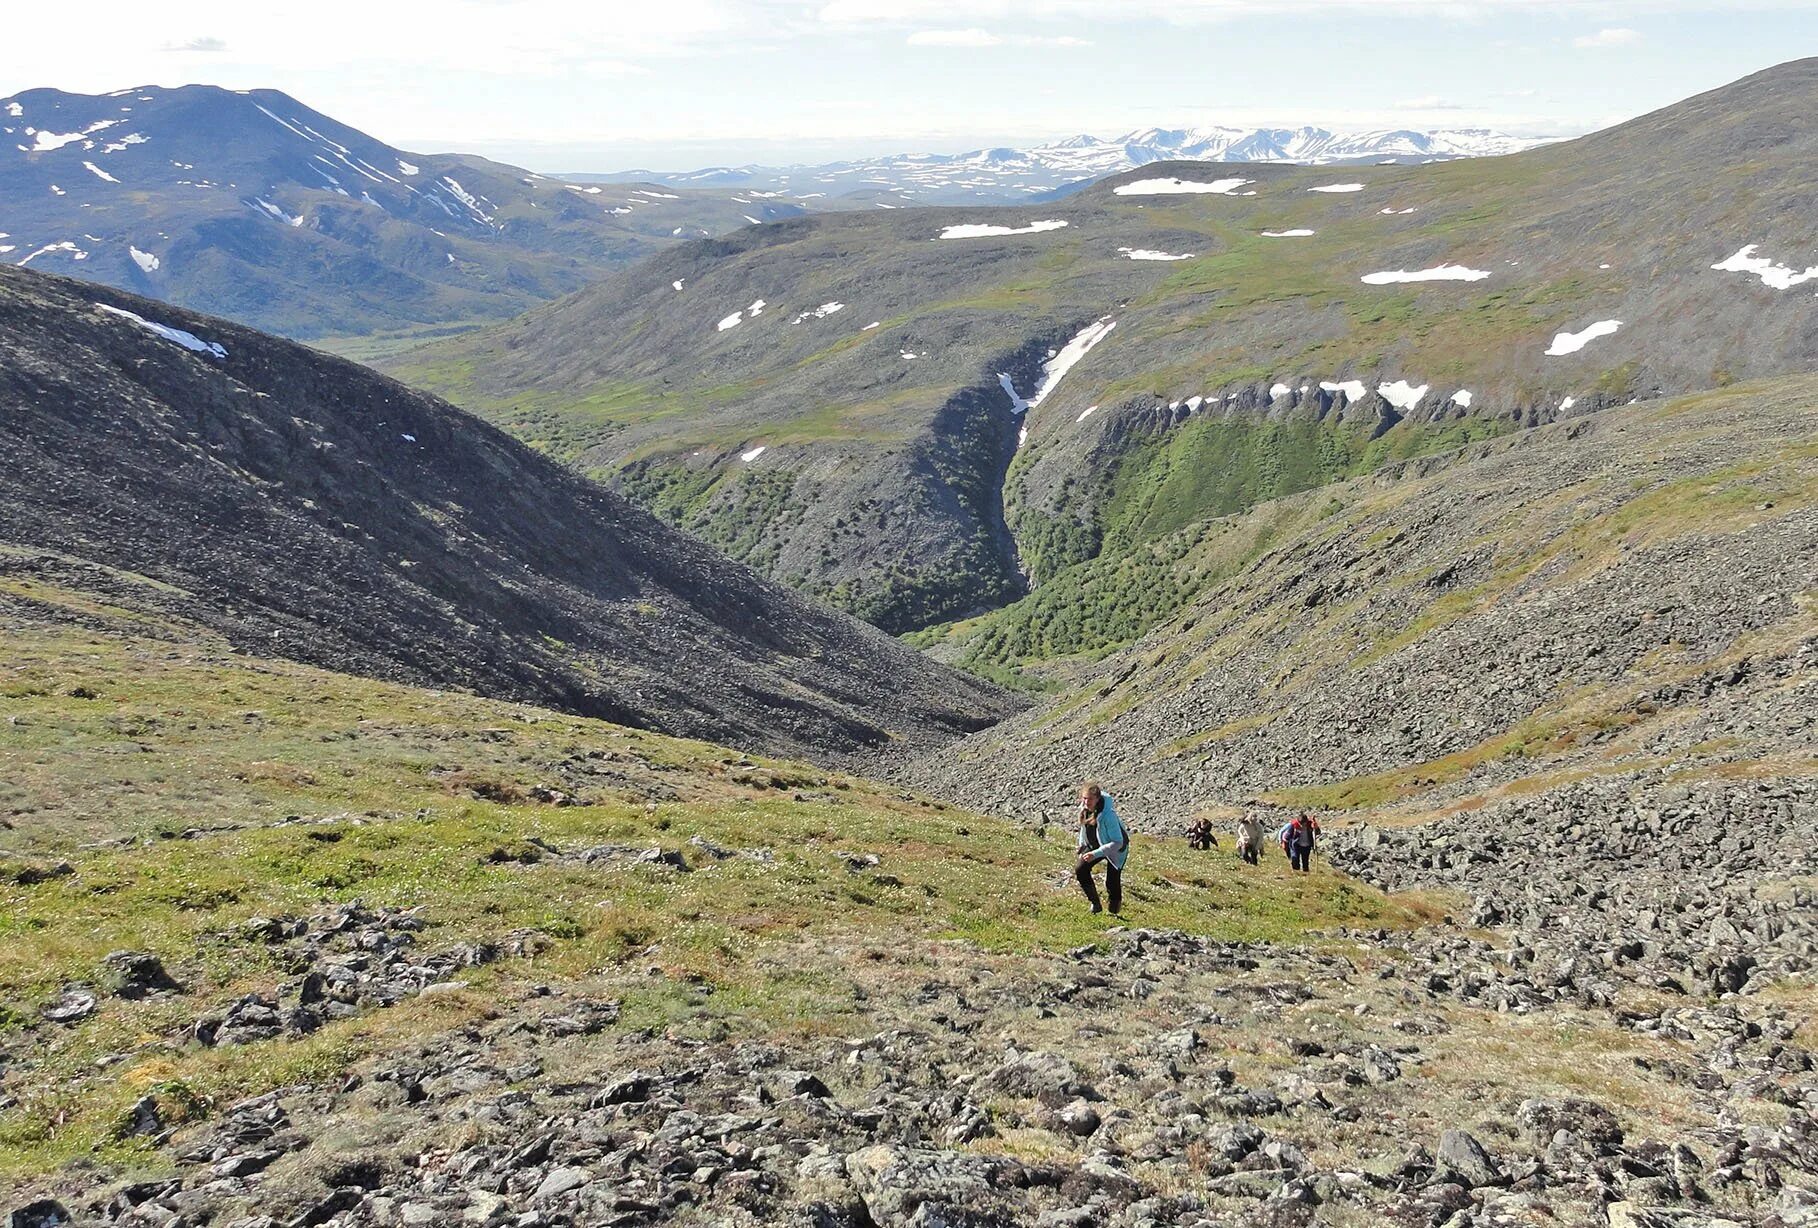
0,613,1424,1179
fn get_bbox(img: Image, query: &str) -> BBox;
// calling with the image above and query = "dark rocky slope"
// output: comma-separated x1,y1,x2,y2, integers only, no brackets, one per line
0,265,1015,761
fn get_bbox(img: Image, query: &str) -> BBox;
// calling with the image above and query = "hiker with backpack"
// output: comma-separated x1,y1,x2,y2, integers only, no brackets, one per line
1187,815,1216,851
1074,782,1129,915
1236,811,1264,866
1281,812,1321,873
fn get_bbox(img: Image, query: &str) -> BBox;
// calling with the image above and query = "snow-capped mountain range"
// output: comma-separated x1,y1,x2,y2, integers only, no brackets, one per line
580,125,1556,206
0,85,803,340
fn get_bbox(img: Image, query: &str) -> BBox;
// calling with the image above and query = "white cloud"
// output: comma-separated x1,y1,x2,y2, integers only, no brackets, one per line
165,36,229,53
1395,95,1463,108
823,0,1789,21
1573,27,1641,46
907,27,1000,45
905,26,1090,46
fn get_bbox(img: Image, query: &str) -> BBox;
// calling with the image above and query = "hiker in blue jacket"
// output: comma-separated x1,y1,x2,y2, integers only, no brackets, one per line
1074,782,1129,915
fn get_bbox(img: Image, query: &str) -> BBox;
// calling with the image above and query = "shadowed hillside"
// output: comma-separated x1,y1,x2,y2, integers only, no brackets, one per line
0,266,1015,761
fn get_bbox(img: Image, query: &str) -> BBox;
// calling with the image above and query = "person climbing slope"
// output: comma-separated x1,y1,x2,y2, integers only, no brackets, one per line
1187,815,1215,851
1074,782,1129,915
1236,811,1264,866
1282,811,1321,873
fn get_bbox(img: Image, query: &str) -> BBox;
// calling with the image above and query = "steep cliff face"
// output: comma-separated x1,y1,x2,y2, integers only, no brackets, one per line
391,60,1818,635
0,266,1017,761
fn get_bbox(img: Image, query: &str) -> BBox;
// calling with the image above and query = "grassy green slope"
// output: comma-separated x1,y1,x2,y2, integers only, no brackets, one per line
0,592,1418,1180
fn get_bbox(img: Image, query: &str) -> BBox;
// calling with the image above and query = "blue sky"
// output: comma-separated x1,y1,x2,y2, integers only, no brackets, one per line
4,1,1814,170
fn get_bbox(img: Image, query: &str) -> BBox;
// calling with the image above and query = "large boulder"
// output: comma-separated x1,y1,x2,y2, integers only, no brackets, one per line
101,950,183,998
1434,1129,1504,1188
843,1145,1014,1227
977,1050,1085,1102
1518,1097,1624,1148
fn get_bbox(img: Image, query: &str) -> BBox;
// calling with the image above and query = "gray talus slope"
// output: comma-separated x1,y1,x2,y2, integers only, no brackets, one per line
392,59,1818,634
0,265,1015,762
910,377,1816,825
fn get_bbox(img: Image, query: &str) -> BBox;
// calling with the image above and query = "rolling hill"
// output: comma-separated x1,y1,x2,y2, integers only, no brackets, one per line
389,59,1818,636
0,85,808,346
0,265,1014,761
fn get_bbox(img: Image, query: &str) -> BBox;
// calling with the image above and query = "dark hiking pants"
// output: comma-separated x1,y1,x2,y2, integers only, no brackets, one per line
1290,846,1312,872
1077,859,1122,913
1241,844,1259,866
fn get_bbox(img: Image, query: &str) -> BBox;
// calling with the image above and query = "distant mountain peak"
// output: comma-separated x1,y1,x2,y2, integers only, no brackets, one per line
595,122,1556,205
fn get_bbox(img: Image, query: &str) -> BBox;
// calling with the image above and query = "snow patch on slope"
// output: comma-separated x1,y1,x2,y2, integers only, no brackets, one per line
1119,247,1195,261
1113,176,1251,196
1710,244,1818,291
1545,320,1621,357
1377,380,1428,410
95,302,227,357
937,219,1068,239
1361,264,1490,284
999,317,1117,416
18,240,86,264
251,198,304,226
130,246,160,273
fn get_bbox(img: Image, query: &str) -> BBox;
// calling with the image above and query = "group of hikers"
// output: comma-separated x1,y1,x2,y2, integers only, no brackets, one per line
1072,782,1321,916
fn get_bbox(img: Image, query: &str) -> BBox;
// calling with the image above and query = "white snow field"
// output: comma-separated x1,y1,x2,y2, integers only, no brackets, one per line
1545,320,1621,356
1119,247,1196,261
1710,245,1818,290
95,302,227,357
1113,177,1251,196
1378,380,1429,410
999,318,1117,415
1361,264,1491,284
936,220,1069,239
